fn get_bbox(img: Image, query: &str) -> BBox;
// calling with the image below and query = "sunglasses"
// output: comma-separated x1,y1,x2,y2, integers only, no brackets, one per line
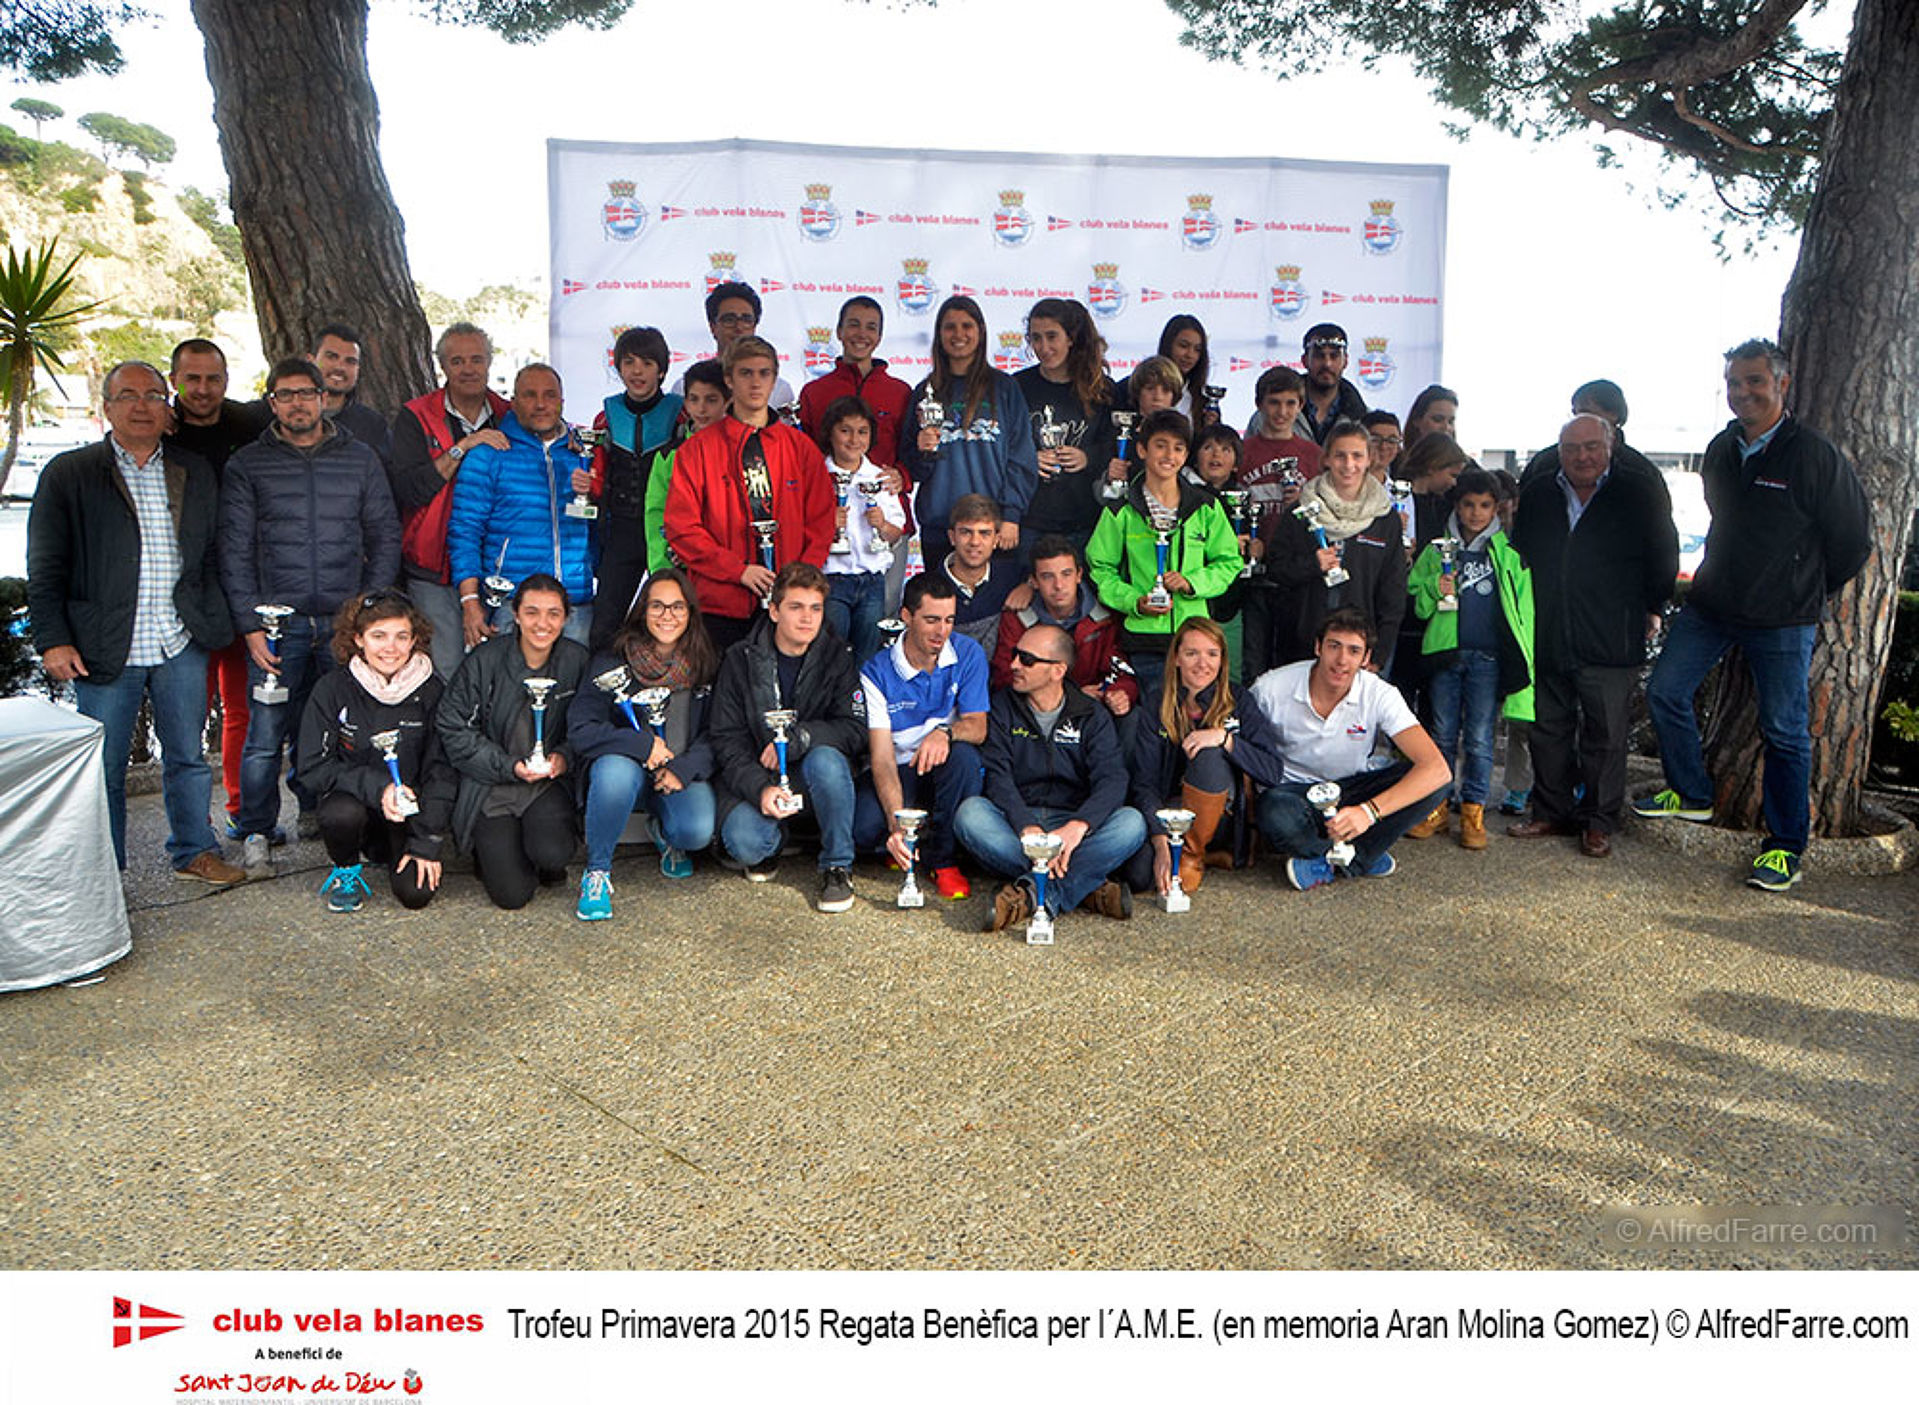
1013,647,1065,668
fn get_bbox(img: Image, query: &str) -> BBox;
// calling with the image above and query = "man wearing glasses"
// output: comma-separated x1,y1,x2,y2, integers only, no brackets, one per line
670,281,795,411
220,358,401,868
27,362,246,886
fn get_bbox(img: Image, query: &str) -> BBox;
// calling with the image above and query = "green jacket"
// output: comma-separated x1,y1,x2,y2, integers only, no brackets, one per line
1086,477,1243,638
643,445,678,575
1409,527,1536,722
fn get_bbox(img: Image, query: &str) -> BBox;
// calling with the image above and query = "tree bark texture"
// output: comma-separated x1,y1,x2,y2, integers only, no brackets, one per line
1702,0,1919,837
190,0,435,411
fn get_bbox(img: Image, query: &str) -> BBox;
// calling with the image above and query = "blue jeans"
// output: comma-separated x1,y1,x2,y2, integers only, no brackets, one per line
852,740,984,869
74,642,216,869
953,797,1146,914
239,613,332,836
582,753,716,871
1255,760,1442,870
1427,648,1500,805
720,744,857,871
825,570,888,663
487,600,594,647
1647,607,1816,852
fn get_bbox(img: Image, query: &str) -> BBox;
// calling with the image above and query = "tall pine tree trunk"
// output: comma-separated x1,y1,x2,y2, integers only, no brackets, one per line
1702,0,1919,837
190,0,434,410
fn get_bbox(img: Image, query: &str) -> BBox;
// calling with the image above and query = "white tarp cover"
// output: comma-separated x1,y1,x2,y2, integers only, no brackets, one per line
548,138,1446,421
0,697,131,991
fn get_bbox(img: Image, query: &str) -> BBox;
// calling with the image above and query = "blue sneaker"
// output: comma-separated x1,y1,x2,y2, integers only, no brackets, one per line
1498,789,1530,816
319,864,370,913
1746,848,1801,892
577,869,614,920
1285,855,1336,891
1354,851,1397,878
649,815,692,880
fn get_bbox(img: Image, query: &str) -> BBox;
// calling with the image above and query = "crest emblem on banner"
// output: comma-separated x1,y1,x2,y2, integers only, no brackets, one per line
1088,263,1128,320
705,251,742,294
1181,194,1221,251
605,325,634,371
1270,265,1306,321
798,183,841,242
897,258,938,315
804,327,837,377
602,179,646,241
1356,336,1396,389
993,330,1033,372
1363,199,1402,255
992,189,1034,248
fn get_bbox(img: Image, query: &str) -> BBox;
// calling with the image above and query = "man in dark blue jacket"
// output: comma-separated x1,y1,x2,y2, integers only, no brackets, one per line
221,357,401,863
1636,338,1871,891
955,624,1145,930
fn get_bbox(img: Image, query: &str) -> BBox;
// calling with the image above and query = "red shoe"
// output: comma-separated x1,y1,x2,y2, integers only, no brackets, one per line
932,866,971,900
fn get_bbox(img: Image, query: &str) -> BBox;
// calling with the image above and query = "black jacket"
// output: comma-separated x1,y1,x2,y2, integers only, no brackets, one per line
981,682,1128,833
1299,378,1369,444
26,437,233,683
709,618,868,815
1690,415,1871,628
1259,504,1408,666
567,649,717,788
164,398,271,480
1512,468,1677,671
436,633,589,848
296,666,456,860
1520,436,1671,510
219,422,402,632
1127,683,1239,836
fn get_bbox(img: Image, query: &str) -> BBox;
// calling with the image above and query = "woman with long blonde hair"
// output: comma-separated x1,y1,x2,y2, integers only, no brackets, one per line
1125,615,1240,896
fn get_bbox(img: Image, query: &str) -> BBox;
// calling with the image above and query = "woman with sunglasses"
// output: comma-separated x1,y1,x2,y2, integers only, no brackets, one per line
567,570,720,920
296,591,455,912
437,574,587,910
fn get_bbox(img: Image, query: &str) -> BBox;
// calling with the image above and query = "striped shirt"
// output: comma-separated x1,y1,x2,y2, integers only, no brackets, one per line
113,437,190,666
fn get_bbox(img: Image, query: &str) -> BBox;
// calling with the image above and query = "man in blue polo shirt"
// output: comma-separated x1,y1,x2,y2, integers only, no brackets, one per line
857,573,989,899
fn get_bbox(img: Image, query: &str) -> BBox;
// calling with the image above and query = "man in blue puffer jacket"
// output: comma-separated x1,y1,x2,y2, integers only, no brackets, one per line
446,363,596,649
220,356,402,860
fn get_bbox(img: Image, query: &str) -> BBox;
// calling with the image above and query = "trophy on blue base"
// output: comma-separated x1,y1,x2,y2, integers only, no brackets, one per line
1145,502,1176,610
251,604,294,704
522,678,558,778
751,518,778,574
1155,807,1196,913
1434,536,1463,612
594,665,640,729
1293,499,1351,587
1104,411,1136,502
1019,832,1065,945
763,708,802,815
894,808,928,909
371,729,419,817
1307,781,1356,868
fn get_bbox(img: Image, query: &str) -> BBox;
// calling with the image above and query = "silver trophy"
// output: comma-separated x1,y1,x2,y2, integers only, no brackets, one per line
828,465,855,555
1293,499,1351,587
1200,384,1227,422
1434,535,1462,612
251,604,295,704
371,728,419,817
1389,477,1416,550
894,807,928,909
1099,654,1135,695
1221,489,1255,580
635,686,671,731
751,518,778,575
1306,781,1356,868
1104,410,1137,502
1156,807,1196,913
775,402,802,430
763,708,802,815
877,617,907,650
916,385,944,455
481,537,514,611
1145,501,1176,611
522,677,558,777
565,426,605,520
1020,832,1065,945
1036,404,1068,477
593,665,641,729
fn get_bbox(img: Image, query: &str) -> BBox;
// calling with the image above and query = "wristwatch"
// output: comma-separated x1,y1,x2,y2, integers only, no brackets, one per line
447,444,466,465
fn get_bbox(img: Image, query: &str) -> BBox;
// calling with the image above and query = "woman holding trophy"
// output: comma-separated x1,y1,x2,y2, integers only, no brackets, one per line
568,570,722,921
437,574,588,910
1014,297,1116,554
1124,617,1242,899
295,590,456,913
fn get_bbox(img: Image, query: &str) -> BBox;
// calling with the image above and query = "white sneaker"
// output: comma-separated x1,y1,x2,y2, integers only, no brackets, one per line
242,833,271,870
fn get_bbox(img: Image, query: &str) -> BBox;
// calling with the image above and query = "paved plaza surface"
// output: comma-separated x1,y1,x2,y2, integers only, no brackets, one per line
3,787,1913,1272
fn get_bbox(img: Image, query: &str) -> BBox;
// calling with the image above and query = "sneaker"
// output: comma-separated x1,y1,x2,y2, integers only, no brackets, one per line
1285,855,1336,891
1354,851,1397,878
1633,788,1715,823
1498,789,1530,816
744,855,779,883
932,866,971,900
242,833,271,870
985,880,1035,933
296,811,322,841
226,818,287,846
649,816,693,880
172,850,246,889
1079,879,1132,920
1747,848,1802,892
319,863,370,913
577,869,614,920
817,866,854,913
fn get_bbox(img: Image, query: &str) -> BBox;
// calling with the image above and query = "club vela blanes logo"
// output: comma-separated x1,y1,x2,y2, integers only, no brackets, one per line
992,189,1033,247
1270,264,1306,320
1180,194,1220,251
797,182,841,242
1357,335,1396,389
114,1296,185,1347
1363,198,1401,255
897,258,937,314
602,179,646,241
705,251,741,294
1088,263,1127,319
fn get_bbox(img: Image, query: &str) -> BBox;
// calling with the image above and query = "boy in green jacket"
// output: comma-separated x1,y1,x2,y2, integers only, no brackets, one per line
1404,466,1534,849
642,359,729,575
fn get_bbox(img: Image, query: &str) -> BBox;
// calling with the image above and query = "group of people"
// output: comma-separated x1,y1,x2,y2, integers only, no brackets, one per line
23,280,1872,932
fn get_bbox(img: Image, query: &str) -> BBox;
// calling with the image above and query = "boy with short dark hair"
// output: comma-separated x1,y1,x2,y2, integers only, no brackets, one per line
936,493,1026,653
581,326,683,649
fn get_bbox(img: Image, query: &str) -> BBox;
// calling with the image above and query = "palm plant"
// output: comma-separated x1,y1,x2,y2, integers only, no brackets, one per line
1,240,106,497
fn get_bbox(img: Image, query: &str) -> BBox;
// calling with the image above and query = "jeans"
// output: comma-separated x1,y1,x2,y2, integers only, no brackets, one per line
1125,641,1169,716
824,569,888,663
1646,608,1816,852
1255,760,1442,870
953,797,1147,914
851,740,984,869
1427,648,1500,805
238,613,331,837
74,642,216,869
486,600,594,648
407,577,468,680
582,753,717,871
720,744,857,871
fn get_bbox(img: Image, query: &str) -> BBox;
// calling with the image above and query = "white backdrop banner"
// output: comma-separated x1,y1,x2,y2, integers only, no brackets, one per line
548,138,1446,425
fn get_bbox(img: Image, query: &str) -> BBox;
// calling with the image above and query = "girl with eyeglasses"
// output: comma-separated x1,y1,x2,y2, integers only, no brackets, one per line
567,570,721,919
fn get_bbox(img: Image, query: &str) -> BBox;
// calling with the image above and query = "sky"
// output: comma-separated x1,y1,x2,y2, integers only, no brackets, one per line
1,0,1824,456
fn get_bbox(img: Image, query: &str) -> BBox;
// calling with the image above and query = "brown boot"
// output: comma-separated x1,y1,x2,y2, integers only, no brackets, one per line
1178,784,1231,892
1459,802,1488,850
1406,802,1449,839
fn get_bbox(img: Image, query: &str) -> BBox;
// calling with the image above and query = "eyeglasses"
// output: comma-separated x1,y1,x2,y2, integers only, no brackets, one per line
715,312,758,327
1013,647,1066,668
106,390,170,406
1368,433,1403,448
645,599,689,616
269,387,323,403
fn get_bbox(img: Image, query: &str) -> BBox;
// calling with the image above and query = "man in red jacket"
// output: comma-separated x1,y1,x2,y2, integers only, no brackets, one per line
665,337,835,652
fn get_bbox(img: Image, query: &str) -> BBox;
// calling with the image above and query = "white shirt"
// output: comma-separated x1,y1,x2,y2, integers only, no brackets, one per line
1245,660,1418,783
825,456,908,574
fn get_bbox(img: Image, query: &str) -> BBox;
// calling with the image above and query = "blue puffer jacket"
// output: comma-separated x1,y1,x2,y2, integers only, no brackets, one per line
445,412,594,602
